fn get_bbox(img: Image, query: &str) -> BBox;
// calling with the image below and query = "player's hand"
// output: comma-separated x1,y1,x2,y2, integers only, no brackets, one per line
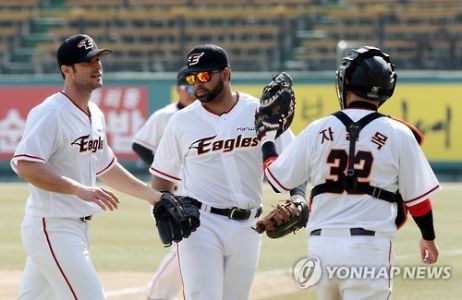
419,239,439,264
74,185,119,211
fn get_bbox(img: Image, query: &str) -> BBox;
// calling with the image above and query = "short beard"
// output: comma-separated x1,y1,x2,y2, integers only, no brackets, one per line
195,79,224,103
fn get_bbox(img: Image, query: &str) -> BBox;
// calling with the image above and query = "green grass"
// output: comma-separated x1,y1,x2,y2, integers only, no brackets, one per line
1,182,461,299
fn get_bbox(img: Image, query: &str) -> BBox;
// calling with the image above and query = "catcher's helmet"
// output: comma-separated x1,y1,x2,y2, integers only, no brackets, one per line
336,46,397,109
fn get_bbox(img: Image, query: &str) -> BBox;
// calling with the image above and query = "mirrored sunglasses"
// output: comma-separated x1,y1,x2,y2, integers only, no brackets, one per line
185,70,220,85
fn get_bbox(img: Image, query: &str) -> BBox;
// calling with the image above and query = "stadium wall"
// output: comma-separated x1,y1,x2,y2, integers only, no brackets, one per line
1,71,461,180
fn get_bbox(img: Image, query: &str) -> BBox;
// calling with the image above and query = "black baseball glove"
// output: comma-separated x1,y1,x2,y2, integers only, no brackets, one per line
254,197,309,239
153,192,200,247
255,72,296,139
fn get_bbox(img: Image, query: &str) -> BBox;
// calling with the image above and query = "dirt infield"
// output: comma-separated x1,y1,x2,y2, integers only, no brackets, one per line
0,269,300,299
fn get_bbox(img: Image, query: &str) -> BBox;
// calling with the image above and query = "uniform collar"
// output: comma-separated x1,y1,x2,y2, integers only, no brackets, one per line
347,100,378,111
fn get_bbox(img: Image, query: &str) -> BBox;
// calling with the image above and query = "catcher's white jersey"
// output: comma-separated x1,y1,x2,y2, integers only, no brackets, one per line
11,92,116,218
266,108,440,237
133,102,181,152
151,92,293,209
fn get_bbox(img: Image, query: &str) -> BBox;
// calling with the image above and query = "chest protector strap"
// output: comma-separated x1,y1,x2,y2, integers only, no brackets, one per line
310,111,400,204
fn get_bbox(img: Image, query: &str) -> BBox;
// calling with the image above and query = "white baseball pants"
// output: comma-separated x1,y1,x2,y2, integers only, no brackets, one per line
18,215,105,300
177,211,261,300
147,247,182,300
308,229,394,300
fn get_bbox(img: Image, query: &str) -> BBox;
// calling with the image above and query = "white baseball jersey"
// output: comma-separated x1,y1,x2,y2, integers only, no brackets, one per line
151,92,294,209
266,108,440,237
133,102,181,152
11,92,116,218
150,92,293,300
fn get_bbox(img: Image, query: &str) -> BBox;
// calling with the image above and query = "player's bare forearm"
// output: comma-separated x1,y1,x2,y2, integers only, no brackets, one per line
16,160,119,210
419,239,439,264
151,175,175,193
17,160,85,195
99,162,160,205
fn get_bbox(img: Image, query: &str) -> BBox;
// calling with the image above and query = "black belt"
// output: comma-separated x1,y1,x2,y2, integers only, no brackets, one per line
80,215,92,222
194,201,262,221
310,228,375,236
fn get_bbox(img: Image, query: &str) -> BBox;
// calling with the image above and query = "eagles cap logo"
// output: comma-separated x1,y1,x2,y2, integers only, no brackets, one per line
57,34,112,66
188,52,204,66
184,44,229,73
77,37,95,50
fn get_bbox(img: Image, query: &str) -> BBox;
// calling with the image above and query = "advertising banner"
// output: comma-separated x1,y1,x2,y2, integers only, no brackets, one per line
236,84,461,161
0,86,148,161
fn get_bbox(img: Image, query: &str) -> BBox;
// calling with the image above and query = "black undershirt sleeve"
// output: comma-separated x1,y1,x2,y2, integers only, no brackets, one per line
261,141,278,162
290,182,307,199
132,142,154,166
412,210,436,241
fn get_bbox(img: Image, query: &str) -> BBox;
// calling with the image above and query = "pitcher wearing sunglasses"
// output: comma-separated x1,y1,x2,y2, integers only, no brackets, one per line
150,44,305,300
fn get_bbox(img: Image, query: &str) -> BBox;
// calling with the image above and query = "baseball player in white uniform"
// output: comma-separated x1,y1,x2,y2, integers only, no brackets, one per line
133,67,196,167
11,34,165,300
132,68,196,300
260,46,440,300
150,44,302,300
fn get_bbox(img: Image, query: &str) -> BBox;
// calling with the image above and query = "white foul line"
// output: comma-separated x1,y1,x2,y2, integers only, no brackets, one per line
105,286,146,297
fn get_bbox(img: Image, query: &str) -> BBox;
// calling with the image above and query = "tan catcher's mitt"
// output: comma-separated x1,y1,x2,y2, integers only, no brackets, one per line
254,198,309,239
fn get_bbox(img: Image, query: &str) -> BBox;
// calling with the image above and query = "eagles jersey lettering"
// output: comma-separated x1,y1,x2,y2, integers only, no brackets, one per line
11,92,116,218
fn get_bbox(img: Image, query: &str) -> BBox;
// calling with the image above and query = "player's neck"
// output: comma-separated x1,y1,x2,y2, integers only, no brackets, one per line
347,100,378,111
62,86,92,112
202,91,237,116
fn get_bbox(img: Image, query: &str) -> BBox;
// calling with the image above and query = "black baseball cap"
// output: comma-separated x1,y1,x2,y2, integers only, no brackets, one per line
57,34,112,67
176,66,189,85
185,44,229,73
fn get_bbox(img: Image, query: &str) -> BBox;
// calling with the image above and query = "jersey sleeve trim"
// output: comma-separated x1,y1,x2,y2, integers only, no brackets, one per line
405,185,440,206
10,154,46,173
264,167,290,192
12,154,45,161
150,167,181,183
96,157,117,176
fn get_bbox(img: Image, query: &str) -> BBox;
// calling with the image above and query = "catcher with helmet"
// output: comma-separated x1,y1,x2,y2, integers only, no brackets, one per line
258,46,440,299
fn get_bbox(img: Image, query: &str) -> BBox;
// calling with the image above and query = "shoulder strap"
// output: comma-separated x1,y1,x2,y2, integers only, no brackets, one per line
333,111,384,190
310,111,399,203
333,111,385,130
